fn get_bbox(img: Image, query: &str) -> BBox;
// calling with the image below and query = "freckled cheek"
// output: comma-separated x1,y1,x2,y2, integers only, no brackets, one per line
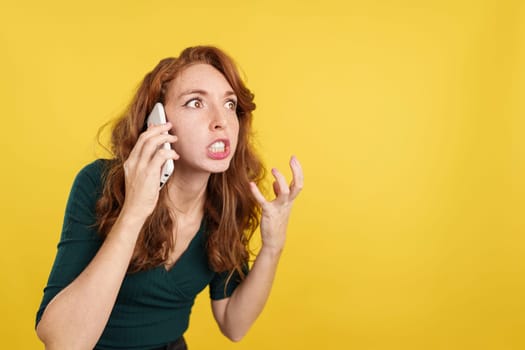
231,129,240,153
168,127,180,146
230,118,240,135
168,127,185,152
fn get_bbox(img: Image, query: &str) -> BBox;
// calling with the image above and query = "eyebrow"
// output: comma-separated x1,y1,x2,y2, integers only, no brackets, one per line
177,89,237,100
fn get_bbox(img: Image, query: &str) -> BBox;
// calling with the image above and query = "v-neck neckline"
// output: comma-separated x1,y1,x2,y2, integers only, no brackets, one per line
162,220,205,272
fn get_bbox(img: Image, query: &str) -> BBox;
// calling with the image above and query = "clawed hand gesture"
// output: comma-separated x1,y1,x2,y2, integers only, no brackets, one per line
250,156,304,254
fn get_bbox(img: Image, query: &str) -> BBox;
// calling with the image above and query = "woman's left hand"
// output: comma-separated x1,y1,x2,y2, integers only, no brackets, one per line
250,156,304,255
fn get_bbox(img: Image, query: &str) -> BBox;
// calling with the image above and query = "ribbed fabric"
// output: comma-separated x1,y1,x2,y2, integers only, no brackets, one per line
36,160,244,350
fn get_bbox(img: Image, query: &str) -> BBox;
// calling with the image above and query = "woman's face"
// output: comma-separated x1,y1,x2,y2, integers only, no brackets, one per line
164,63,240,175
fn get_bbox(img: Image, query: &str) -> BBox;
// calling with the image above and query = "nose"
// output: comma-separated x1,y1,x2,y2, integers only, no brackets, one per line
209,106,227,131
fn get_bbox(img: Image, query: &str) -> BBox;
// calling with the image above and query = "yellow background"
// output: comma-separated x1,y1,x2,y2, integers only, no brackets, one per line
1,0,524,349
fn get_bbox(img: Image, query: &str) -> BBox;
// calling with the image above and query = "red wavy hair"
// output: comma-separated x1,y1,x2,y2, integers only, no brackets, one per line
96,46,265,276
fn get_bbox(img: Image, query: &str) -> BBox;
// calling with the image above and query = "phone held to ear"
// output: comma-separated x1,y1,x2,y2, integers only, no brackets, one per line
146,102,175,188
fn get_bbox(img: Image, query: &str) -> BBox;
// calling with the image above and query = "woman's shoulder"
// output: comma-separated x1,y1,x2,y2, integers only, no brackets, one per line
74,158,112,187
62,159,113,222
67,158,113,203
78,158,111,176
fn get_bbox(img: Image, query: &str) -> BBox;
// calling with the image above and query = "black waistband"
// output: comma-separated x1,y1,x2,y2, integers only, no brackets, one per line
150,336,187,350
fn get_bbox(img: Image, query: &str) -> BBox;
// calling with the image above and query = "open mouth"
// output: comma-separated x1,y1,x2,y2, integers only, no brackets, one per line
208,141,226,153
207,139,230,159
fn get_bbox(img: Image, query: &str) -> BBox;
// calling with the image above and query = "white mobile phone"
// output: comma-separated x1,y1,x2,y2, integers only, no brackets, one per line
146,102,174,188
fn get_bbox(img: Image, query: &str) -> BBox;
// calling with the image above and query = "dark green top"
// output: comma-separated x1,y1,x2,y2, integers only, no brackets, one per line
36,160,245,350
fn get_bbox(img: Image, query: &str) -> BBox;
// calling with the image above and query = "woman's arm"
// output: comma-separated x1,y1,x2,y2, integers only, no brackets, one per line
36,212,145,350
36,123,178,350
211,156,304,341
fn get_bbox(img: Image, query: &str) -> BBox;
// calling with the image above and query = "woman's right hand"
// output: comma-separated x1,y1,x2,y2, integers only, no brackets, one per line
121,122,179,219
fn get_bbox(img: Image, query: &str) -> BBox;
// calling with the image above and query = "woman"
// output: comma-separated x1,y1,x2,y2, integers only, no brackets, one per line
35,46,303,350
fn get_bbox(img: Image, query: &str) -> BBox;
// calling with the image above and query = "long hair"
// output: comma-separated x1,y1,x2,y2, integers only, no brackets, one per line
96,46,265,277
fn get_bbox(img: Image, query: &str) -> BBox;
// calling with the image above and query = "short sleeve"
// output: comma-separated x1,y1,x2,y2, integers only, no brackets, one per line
35,160,107,327
209,264,249,300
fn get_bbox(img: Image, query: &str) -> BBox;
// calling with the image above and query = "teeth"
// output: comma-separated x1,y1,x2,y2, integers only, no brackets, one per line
209,141,225,153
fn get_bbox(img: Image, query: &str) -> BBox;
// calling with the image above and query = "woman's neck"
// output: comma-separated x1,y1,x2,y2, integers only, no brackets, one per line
165,168,209,218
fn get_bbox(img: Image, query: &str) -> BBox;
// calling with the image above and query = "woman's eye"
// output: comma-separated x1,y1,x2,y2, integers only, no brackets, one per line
185,99,203,108
225,100,237,110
